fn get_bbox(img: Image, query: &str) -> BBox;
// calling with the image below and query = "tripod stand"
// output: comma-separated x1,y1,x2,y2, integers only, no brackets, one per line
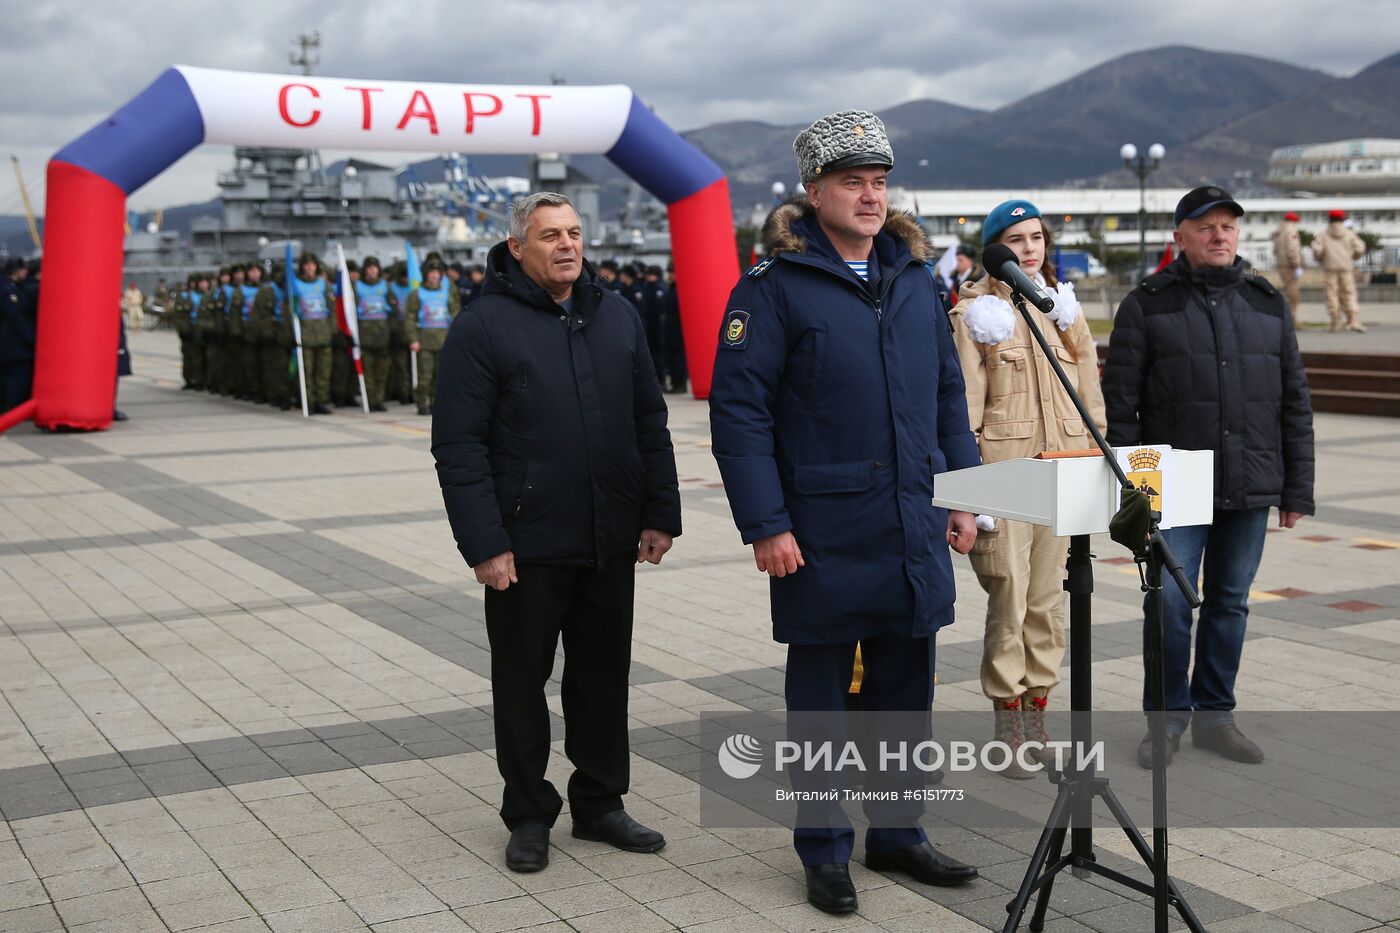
991,291,1207,933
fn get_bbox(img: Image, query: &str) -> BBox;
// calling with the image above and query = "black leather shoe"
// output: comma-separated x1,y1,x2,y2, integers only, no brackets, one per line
312,404,332,415
804,863,857,914
571,810,665,853
369,403,387,412
1136,731,1182,769
111,410,129,422
865,843,978,887
1191,723,1264,763
505,821,549,873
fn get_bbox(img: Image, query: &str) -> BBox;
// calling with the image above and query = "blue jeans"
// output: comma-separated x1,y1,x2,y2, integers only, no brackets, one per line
1143,507,1269,735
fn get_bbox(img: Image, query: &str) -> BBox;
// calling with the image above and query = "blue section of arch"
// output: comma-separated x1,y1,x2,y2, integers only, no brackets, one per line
52,68,204,195
606,94,725,205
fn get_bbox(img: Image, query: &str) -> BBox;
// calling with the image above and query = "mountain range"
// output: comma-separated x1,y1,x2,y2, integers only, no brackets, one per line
5,45,1399,255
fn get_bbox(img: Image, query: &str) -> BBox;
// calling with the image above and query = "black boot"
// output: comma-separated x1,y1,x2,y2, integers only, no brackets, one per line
804,863,857,914
865,843,978,886
1191,722,1263,763
571,810,665,853
1136,730,1182,769
505,822,549,873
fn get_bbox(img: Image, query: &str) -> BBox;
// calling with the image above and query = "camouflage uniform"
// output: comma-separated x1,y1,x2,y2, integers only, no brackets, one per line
353,257,392,410
251,266,295,410
290,254,337,412
400,259,461,414
233,269,265,402
169,276,203,389
387,265,414,404
196,270,228,392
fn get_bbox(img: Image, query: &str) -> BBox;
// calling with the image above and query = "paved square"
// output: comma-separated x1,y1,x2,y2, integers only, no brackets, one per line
1,329,1398,931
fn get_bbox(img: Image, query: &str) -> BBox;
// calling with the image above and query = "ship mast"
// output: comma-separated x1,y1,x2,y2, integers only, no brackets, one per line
289,32,325,184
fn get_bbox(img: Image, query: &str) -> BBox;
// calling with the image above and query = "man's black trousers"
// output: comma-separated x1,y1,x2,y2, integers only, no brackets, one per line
484,554,635,830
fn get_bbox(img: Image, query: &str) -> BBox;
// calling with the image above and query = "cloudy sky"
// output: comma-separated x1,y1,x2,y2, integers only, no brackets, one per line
2,0,1395,211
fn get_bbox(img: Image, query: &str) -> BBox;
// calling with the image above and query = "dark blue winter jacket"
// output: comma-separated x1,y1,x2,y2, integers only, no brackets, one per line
709,200,979,644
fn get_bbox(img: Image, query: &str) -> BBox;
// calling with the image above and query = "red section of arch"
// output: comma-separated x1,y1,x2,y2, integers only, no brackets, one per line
667,177,738,399
31,161,125,431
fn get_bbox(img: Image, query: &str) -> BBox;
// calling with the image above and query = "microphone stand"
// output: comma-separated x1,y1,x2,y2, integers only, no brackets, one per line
996,289,1206,933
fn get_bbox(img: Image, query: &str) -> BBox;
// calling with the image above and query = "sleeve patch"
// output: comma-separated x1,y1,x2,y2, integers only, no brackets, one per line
722,309,751,349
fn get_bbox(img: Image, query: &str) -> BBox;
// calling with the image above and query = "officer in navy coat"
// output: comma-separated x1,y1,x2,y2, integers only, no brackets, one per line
710,110,981,914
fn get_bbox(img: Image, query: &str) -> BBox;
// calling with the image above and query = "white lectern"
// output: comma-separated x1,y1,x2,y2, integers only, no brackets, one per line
932,447,1214,535
934,446,1214,933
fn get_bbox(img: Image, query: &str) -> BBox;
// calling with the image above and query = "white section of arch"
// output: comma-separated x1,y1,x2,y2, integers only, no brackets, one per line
175,66,634,154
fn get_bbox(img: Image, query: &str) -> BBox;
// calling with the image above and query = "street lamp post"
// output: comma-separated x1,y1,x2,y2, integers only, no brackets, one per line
1121,142,1166,281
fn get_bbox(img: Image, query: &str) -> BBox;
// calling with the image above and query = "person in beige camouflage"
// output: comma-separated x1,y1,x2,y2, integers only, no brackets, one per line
1273,212,1304,326
1313,210,1367,332
951,199,1106,779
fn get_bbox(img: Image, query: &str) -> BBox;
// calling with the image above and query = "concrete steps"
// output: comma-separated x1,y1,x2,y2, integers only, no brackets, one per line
1302,352,1400,417
1092,348,1400,418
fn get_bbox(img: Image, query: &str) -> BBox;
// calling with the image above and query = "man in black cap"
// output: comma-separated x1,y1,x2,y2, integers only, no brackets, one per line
596,259,620,291
1103,186,1314,770
466,264,486,304
951,244,977,298
660,263,686,394
1,258,37,412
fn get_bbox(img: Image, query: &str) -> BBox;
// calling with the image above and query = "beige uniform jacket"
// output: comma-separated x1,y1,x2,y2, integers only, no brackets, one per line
1312,224,1365,272
950,275,1107,463
1273,222,1302,269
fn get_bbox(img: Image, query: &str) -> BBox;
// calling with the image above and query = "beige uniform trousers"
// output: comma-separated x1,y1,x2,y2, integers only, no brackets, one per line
1324,270,1360,328
969,518,1068,701
1277,267,1301,327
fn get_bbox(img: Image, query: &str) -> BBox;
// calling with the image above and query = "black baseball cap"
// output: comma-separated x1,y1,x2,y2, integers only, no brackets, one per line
1174,185,1244,226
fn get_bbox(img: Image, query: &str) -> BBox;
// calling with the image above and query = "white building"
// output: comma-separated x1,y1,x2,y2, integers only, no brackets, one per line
890,188,1400,270
1267,139,1400,195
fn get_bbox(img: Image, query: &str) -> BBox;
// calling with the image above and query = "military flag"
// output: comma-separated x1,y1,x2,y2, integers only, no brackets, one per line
285,242,310,418
334,244,370,414
405,242,421,389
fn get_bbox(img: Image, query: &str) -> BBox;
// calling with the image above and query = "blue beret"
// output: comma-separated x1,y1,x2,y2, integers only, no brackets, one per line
982,199,1041,246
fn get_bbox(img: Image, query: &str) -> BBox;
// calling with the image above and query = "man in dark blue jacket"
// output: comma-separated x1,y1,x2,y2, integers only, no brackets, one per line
432,191,682,876
1104,186,1314,770
710,110,981,914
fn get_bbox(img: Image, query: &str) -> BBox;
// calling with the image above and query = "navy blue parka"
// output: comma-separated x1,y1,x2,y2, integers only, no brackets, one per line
709,200,979,645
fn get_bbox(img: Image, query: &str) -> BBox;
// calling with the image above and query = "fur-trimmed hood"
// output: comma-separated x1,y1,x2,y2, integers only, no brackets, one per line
760,196,934,264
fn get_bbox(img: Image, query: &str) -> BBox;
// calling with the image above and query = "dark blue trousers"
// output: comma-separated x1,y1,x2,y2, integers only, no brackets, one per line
785,633,937,866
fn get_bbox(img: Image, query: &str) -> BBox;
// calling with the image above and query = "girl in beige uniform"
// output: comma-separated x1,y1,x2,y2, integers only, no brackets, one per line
949,200,1107,778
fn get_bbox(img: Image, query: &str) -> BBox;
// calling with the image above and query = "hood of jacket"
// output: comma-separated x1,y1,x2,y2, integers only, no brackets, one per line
760,197,934,264
482,240,600,312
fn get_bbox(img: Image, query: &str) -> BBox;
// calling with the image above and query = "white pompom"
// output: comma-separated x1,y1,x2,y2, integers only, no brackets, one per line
1046,281,1080,331
961,294,1017,345
975,514,996,532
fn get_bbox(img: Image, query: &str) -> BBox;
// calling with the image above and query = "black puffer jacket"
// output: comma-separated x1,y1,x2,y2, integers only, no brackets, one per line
1103,256,1314,514
432,243,681,567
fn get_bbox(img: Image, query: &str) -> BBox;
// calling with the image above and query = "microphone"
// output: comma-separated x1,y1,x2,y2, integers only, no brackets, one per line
982,243,1055,314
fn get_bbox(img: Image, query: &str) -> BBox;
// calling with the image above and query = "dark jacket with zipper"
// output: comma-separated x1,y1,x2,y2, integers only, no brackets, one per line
709,199,980,645
1103,255,1314,515
432,242,681,568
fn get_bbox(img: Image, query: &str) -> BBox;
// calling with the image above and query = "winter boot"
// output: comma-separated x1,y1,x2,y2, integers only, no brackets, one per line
992,698,1038,780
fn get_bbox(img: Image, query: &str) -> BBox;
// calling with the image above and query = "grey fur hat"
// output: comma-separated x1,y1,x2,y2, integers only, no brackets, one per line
794,110,894,183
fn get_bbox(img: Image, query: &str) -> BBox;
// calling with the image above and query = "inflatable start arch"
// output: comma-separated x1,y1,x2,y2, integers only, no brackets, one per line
5,66,738,432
